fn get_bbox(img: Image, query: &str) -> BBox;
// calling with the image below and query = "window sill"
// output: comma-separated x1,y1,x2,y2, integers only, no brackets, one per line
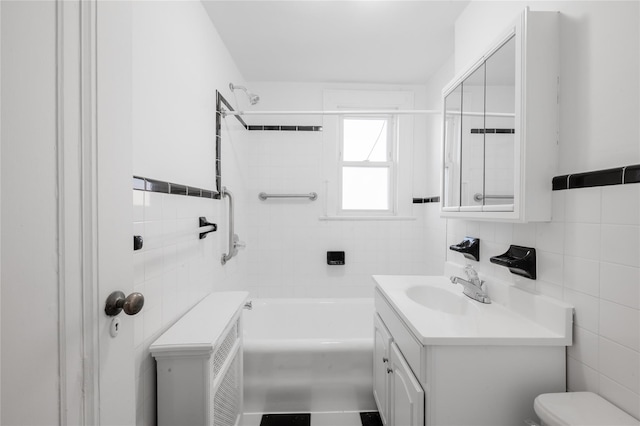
318,215,417,221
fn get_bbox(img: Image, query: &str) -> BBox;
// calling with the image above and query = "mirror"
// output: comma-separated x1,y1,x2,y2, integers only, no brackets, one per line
484,36,516,207
443,85,461,209
442,34,516,212
461,63,486,210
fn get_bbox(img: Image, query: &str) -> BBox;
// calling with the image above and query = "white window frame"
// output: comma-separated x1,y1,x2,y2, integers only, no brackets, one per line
338,114,398,215
321,90,415,220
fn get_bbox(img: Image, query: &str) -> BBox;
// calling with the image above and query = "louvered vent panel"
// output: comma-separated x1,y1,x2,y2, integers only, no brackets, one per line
212,352,241,426
213,321,238,378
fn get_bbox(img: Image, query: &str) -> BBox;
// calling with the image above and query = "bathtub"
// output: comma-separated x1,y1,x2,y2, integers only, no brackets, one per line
242,298,376,414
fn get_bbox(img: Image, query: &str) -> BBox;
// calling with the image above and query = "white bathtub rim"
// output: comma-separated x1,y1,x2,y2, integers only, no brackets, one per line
243,338,372,353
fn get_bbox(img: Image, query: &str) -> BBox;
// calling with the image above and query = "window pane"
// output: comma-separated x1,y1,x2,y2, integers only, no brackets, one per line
342,167,389,210
343,118,388,161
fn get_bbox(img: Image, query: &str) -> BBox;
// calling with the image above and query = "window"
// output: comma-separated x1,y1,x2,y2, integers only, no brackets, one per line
340,116,396,213
322,90,414,220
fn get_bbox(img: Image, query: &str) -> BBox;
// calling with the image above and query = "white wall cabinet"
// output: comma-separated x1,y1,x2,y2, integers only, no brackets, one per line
441,8,559,222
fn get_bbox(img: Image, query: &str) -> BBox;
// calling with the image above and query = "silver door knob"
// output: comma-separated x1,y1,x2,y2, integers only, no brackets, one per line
105,291,144,316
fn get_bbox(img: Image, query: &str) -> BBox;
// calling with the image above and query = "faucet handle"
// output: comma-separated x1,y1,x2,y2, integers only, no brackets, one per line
464,265,478,278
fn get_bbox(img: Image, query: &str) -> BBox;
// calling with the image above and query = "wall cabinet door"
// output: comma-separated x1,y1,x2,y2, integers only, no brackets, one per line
374,314,392,425
389,343,424,426
441,8,559,222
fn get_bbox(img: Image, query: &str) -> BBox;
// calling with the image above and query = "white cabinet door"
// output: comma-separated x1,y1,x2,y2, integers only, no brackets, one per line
389,342,424,426
374,314,393,425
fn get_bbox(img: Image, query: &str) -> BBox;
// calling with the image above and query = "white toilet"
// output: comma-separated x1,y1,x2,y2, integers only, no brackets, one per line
534,392,639,426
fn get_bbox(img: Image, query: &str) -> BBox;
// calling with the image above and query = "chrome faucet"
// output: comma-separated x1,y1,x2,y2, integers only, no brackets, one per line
450,265,491,304
243,301,253,310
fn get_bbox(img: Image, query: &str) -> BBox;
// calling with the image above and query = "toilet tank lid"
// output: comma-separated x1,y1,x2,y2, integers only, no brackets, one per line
534,392,639,426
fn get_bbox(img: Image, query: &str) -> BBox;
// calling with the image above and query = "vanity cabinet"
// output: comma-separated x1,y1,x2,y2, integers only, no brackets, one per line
389,343,425,426
374,286,566,425
441,8,559,222
373,314,392,425
374,314,424,426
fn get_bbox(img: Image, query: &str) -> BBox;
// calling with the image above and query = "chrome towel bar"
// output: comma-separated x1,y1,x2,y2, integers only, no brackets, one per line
473,193,514,202
258,192,317,201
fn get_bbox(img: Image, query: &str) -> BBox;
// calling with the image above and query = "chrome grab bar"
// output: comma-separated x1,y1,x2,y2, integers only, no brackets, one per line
221,187,244,265
258,192,317,201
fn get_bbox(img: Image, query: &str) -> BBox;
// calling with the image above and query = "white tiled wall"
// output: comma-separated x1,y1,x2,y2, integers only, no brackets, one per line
128,1,252,424
132,190,220,424
241,83,443,298
445,184,640,418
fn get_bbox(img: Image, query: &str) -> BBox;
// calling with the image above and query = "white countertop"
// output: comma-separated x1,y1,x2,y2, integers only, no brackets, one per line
150,291,248,356
374,275,572,346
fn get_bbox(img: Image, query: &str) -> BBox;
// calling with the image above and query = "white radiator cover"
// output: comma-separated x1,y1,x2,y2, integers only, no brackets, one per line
151,292,248,426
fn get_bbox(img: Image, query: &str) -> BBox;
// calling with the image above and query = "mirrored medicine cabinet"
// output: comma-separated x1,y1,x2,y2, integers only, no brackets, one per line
441,8,559,222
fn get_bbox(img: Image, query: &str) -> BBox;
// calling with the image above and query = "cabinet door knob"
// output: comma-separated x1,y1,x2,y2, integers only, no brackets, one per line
382,357,389,363
387,368,393,374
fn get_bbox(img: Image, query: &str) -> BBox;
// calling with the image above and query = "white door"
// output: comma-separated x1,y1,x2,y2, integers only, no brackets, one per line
95,1,136,424
389,343,424,426
1,0,136,423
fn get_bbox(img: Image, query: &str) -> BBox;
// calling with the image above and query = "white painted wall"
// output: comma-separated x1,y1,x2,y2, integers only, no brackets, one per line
129,2,250,424
455,1,639,174
0,1,60,424
239,82,442,298
429,1,640,418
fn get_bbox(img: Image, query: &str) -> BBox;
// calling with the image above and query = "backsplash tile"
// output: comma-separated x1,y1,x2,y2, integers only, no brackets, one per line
598,337,639,393
446,180,639,416
599,299,639,351
601,184,640,225
599,262,640,310
599,224,640,268
568,326,599,369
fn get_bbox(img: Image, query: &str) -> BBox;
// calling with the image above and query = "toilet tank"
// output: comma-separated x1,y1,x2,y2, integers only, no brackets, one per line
534,392,639,426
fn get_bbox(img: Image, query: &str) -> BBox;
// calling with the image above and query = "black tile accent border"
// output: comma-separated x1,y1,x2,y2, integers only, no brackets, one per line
624,164,640,184
552,175,569,191
132,176,216,199
145,178,169,194
553,164,640,191
470,128,515,134
246,124,323,132
413,196,440,203
569,167,622,188
133,176,145,190
170,184,187,196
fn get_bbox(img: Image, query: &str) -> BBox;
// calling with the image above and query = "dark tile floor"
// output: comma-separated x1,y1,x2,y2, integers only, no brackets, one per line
258,412,382,426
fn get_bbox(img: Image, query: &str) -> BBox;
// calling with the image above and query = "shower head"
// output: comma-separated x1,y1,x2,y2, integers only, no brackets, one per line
229,82,260,105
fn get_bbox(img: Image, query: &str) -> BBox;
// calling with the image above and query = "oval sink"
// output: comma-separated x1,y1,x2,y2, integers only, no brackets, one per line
405,285,476,315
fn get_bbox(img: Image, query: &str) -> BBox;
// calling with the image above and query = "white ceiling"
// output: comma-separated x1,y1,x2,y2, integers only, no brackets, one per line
202,1,470,85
